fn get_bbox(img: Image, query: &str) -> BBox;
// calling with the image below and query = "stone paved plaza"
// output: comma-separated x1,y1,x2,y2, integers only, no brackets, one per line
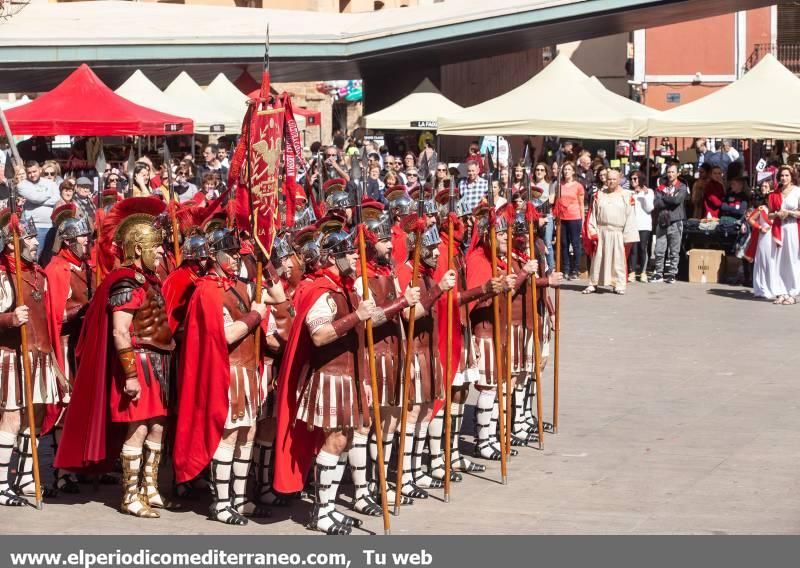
7,281,800,535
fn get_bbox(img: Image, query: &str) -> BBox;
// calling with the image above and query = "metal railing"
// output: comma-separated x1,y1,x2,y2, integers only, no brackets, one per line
746,43,800,73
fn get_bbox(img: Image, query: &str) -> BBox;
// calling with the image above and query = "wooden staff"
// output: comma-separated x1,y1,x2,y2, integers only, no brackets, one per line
0,107,43,509
162,142,182,267
352,163,391,534
394,195,425,514
443,178,455,502
504,215,513,458
526,181,545,451
485,152,508,484
553,163,563,434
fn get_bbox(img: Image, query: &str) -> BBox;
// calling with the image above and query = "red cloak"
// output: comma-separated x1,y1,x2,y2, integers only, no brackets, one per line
430,235,463,417
53,268,135,471
162,264,202,334
272,275,332,494
172,276,232,483
391,223,408,266
466,244,495,309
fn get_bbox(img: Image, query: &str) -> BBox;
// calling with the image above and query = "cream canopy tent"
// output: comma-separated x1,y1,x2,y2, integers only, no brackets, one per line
437,55,652,139
164,72,241,135
364,78,463,130
115,70,190,118
646,54,800,138
206,73,248,126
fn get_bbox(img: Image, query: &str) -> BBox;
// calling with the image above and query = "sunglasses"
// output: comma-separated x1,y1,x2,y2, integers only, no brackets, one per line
108,177,119,183
535,168,546,172
436,168,447,172
407,174,418,178
43,171,56,177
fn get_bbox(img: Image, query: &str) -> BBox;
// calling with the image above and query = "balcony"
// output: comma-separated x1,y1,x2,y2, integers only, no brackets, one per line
746,43,800,73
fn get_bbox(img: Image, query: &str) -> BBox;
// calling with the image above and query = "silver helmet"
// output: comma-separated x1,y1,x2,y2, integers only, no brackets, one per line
294,206,317,230
408,224,441,249
52,217,90,255
512,211,528,237
206,227,240,254
365,213,392,242
181,233,210,261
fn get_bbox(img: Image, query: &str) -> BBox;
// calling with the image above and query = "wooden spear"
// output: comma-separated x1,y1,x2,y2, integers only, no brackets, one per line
352,161,391,534
394,189,425,514
485,150,508,483
0,106,43,509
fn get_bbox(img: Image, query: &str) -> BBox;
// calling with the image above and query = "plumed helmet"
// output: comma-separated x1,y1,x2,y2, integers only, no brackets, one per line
318,217,356,259
207,227,241,254
101,197,166,273
512,210,528,237
51,205,90,254
402,214,441,249
385,185,413,220
472,200,509,237
362,200,392,242
293,224,321,267
293,206,317,230
181,233,210,261
271,232,294,261
0,209,36,242
323,178,353,210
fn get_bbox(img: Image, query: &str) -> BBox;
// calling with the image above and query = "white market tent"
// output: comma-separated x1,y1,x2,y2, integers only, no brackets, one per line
364,78,463,130
0,95,30,110
115,70,191,119
164,72,241,135
646,54,800,138
205,73,248,126
437,54,652,139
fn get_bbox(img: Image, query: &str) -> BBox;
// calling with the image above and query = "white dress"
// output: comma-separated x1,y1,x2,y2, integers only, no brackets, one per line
753,186,800,299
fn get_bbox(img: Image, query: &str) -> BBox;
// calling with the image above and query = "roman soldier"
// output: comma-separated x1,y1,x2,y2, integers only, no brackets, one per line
510,206,560,442
353,200,421,513
465,202,518,461
323,178,354,227
55,197,176,519
426,187,501,481
0,212,66,506
250,232,299,509
174,226,285,525
273,218,375,535
385,185,413,266
44,203,92,494
395,214,456,499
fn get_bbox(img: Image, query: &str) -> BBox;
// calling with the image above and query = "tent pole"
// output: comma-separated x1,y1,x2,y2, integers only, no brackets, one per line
137,136,142,158
645,138,651,189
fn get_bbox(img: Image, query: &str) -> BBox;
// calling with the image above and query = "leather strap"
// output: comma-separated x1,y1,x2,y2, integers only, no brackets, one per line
458,282,492,306
378,296,409,322
238,311,262,334
331,311,360,338
0,313,16,329
118,348,137,379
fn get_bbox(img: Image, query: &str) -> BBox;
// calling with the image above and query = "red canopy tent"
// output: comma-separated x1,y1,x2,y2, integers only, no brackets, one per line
4,64,193,136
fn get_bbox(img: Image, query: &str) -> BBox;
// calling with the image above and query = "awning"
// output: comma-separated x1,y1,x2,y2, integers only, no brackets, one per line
163,71,241,135
115,70,193,119
437,55,652,140
645,54,800,138
206,73,249,126
364,78,463,131
3,64,193,136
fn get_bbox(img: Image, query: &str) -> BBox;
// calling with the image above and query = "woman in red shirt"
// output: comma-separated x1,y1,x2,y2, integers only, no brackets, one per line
556,161,585,280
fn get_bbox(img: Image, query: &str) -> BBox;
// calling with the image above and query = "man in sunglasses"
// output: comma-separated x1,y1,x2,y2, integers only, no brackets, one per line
17,161,60,260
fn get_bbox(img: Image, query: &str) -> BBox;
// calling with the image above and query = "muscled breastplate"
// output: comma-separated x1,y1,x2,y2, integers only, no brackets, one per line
223,280,257,370
310,288,363,378
132,284,175,352
369,273,401,354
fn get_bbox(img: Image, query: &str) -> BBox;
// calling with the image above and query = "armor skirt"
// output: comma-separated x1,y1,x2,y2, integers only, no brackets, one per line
226,365,259,429
110,350,169,422
296,371,370,431
367,349,400,407
407,351,440,404
0,348,62,410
